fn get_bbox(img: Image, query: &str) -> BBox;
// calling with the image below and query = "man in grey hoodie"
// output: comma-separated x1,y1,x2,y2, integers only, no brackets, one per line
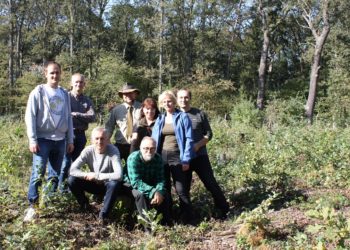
24,61,74,222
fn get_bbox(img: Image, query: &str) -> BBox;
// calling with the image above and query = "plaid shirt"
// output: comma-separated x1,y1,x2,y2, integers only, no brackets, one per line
126,151,166,199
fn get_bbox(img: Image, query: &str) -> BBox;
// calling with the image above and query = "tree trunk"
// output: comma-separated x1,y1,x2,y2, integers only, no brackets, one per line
199,0,207,70
158,0,164,94
305,35,329,123
8,0,15,87
257,29,269,110
87,0,93,78
256,1,269,110
16,16,24,79
226,0,242,79
303,0,330,124
69,0,75,74
122,18,128,59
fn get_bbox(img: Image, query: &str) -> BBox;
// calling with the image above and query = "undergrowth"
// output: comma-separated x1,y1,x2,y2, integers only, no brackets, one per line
1,99,350,249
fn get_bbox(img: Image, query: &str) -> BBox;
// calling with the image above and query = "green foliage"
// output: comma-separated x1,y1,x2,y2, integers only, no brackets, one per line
0,120,30,181
209,115,350,197
179,77,237,116
1,99,350,248
236,193,278,248
264,95,306,128
229,98,263,129
137,209,163,235
304,199,350,249
86,53,153,110
4,219,73,249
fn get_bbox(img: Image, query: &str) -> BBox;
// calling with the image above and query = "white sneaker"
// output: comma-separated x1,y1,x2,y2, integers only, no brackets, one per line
23,207,36,222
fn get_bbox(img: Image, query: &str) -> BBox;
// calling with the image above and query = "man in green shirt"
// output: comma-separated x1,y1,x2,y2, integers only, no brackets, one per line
126,136,170,226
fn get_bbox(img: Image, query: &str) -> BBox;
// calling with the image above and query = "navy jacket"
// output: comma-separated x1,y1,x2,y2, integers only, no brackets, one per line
152,109,195,165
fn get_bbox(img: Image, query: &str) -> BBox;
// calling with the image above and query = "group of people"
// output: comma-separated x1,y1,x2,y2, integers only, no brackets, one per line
23,61,229,228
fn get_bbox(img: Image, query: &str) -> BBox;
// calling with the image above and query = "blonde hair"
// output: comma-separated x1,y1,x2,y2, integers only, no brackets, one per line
158,90,177,107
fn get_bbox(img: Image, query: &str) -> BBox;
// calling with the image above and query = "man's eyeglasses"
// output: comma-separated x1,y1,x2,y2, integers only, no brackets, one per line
142,147,156,152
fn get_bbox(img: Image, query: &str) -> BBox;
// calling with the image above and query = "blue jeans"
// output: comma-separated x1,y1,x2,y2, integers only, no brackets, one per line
59,131,87,190
68,176,121,219
27,138,66,204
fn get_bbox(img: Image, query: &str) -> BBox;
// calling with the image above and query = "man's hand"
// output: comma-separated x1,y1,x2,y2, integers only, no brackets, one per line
182,164,190,171
84,172,97,181
67,143,74,153
29,144,40,153
150,191,164,205
193,143,201,152
71,112,78,117
193,137,209,152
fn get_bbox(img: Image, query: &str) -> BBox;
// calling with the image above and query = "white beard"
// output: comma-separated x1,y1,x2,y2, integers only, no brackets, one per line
142,153,154,162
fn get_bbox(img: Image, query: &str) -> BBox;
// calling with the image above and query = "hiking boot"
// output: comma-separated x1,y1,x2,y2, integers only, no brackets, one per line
98,213,109,226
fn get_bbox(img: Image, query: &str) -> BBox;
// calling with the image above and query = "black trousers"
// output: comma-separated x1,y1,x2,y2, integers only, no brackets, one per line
164,163,194,222
115,143,131,163
132,189,171,225
190,154,229,213
68,176,121,218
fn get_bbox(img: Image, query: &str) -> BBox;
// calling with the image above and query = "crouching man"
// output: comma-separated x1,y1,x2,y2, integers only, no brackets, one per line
68,127,122,223
126,137,171,227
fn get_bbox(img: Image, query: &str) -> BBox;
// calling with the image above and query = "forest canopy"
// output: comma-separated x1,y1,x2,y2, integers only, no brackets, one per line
0,0,349,125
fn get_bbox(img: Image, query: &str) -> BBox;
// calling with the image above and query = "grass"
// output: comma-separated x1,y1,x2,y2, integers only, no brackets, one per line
1,116,350,249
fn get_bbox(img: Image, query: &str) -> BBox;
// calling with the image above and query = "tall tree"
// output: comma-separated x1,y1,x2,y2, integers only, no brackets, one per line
255,0,284,109
8,0,15,87
66,0,76,74
296,0,330,124
256,0,270,110
158,0,164,93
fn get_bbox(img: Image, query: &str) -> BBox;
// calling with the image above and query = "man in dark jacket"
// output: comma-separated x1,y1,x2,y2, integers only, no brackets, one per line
177,89,229,219
59,73,95,191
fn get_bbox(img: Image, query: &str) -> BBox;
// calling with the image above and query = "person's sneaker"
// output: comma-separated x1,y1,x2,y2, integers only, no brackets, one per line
23,207,36,222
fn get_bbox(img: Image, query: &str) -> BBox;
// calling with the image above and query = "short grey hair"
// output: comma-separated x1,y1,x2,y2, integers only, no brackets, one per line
71,73,85,82
91,127,107,139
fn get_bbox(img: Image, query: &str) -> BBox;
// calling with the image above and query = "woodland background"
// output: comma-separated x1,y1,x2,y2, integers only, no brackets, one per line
1,0,350,249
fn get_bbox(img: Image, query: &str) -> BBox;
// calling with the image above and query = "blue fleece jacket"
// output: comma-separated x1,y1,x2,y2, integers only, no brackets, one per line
151,109,194,165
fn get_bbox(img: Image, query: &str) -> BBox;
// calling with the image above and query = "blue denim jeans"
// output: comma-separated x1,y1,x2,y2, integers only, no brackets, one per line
27,138,66,204
58,131,87,191
68,176,121,219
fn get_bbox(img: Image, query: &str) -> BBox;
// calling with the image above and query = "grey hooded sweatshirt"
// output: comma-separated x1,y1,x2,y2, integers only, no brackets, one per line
25,84,74,145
